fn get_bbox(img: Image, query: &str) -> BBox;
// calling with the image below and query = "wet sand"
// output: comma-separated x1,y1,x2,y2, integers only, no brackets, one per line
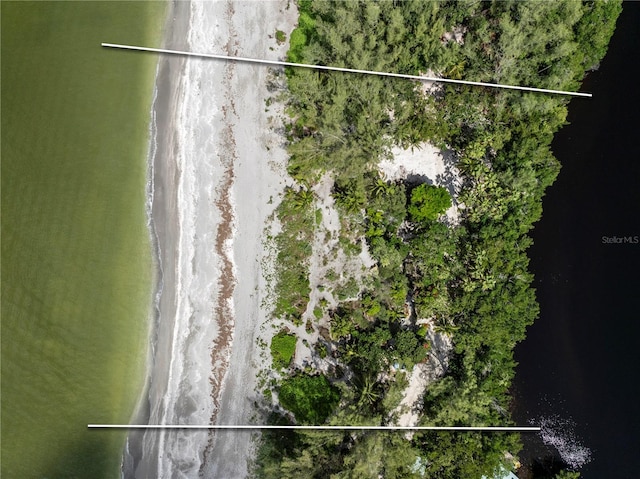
124,1,191,477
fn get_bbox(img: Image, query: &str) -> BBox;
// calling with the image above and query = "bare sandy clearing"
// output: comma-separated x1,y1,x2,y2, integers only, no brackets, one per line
269,172,378,372
378,142,463,226
391,319,453,429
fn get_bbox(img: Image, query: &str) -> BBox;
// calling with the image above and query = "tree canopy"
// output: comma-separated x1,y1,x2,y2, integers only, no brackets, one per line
408,184,452,222
258,1,621,477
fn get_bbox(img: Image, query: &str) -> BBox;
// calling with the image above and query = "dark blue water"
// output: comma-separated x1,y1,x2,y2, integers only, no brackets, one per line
512,4,640,479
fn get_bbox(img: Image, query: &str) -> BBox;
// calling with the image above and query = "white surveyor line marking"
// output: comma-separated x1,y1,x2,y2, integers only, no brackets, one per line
88,424,540,431
102,42,592,98
96,41,548,435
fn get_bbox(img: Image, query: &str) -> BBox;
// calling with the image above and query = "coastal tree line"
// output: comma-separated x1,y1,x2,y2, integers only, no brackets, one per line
256,1,620,478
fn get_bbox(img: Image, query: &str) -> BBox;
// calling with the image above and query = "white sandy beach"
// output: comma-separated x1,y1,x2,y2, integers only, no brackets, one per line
124,3,463,477
124,1,297,477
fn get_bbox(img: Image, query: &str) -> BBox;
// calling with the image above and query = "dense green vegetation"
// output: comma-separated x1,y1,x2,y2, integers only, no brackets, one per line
278,373,340,424
1,2,166,477
258,1,620,478
272,186,315,323
271,330,298,369
408,184,452,222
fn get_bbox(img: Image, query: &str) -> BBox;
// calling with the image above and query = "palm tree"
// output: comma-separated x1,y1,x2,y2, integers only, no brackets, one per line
334,189,362,214
355,374,381,406
286,186,314,211
434,316,459,336
368,178,392,198
295,188,315,210
446,60,466,80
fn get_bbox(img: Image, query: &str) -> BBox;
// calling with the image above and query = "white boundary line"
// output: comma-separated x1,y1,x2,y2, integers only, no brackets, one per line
97,40,550,436
88,424,540,431
101,42,592,98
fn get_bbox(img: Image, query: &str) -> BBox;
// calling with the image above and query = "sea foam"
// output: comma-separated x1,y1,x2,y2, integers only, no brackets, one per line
533,415,592,469
155,1,232,476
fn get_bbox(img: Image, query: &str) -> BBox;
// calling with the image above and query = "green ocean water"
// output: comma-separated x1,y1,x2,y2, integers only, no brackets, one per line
1,2,166,477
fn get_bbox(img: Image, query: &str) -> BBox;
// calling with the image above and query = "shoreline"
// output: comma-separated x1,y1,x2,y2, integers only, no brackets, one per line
123,1,192,476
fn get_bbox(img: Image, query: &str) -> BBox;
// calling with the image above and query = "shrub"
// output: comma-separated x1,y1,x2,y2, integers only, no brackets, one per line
263,388,273,402
336,278,360,301
408,184,452,223
278,373,340,424
270,331,297,369
287,28,307,63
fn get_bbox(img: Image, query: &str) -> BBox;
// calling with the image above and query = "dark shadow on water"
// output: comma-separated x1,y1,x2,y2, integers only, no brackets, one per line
518,454,576,479
42,432,125,479
512,4,640,479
